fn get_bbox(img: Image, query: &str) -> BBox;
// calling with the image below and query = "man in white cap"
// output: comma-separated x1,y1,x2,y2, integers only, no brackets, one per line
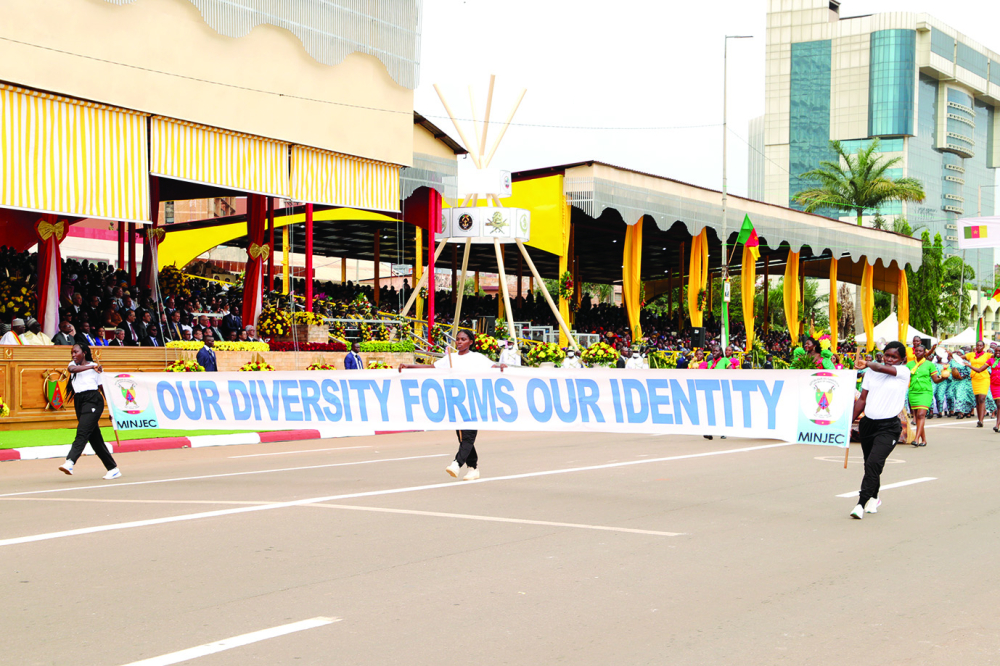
561,347,583,369
499,339,521,367
0,319,26,345
23,318,53,345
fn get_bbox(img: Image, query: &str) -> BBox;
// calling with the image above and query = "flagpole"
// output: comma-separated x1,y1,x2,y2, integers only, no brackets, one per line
721,34,753,352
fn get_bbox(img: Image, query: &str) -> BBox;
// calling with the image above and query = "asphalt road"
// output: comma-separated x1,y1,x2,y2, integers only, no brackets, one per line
2,419,999,665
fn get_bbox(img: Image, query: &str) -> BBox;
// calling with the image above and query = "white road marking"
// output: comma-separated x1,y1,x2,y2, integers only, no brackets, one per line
0,454,448,498
836,477,937,498
118,616,339,666
310,503,684,536
925,422,980,429
814,456,905,465
229,445,372,458
0,442,791,547
0,497,269,506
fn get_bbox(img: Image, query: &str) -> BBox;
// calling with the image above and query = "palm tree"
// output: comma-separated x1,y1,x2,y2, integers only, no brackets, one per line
793,139,926,225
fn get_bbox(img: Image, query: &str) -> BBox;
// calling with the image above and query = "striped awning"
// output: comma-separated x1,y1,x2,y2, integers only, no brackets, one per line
150,117,289,198
0,84,150,223
291,146,400,213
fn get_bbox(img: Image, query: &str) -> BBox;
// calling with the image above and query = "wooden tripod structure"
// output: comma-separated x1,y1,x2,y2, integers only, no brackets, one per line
398,76,579,350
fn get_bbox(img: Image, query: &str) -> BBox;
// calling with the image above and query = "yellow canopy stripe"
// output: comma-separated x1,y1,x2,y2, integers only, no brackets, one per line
862,262,875,352
622,221,643,341
829,259,838,350
687,229,709,328
897,268,909,343
741,244,755,352
783,251,800,343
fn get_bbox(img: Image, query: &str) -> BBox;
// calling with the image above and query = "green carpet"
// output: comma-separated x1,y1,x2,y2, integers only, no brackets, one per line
0,428,253,449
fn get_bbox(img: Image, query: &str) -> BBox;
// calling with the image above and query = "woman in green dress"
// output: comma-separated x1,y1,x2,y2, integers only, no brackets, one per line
907,345,944,446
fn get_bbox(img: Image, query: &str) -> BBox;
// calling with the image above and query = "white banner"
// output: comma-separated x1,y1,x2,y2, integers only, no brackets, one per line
102,368,855,447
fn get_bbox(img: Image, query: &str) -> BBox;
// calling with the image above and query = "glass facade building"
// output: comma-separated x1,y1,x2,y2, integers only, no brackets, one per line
755,0,1000,283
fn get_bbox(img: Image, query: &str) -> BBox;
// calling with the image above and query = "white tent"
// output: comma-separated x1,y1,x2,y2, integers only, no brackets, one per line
854,312,936,346
939,327,976,347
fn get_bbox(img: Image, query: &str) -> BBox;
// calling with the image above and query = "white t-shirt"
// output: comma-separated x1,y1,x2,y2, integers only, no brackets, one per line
69,361,102,392
861,364,911,419
434,351,496,371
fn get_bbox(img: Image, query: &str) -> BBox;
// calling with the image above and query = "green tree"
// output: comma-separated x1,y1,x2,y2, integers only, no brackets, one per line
907,231,943,335
938,255,975,333
793,139,926,225
751,278,828,333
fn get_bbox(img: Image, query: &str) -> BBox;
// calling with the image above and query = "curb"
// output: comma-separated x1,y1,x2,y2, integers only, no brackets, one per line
0,428,414,461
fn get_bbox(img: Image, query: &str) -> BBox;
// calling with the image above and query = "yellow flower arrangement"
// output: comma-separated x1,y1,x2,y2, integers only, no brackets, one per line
257,308,291,337
306,362,337,371
366,359,391,370
165,359,205,372
291,311,325,326
525,342,566,367
0,396,10,417
238,361,276,371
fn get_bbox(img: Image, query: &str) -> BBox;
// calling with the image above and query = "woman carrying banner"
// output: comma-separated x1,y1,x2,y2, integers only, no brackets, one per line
850,341,910,519
399,329,503,481
57,344,121,480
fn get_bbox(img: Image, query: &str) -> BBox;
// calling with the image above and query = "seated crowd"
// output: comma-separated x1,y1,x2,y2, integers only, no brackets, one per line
0,246,856,360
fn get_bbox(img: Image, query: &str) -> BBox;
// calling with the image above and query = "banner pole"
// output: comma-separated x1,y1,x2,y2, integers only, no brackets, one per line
844,443,849,469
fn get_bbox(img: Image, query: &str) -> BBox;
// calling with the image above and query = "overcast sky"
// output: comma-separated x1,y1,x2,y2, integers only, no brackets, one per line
415,0,1000,199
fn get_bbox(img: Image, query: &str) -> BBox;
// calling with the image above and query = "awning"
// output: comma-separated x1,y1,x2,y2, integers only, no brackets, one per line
0,84,150,223
291,146,400,213
150,116,289,198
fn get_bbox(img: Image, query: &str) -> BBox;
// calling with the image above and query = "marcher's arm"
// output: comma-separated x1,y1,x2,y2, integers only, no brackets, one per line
863,361,898,376
852,389,868,423
68,362,101,374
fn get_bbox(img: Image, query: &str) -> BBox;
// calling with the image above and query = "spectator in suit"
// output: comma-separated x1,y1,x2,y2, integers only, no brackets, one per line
344,342,364,370
221,305,242,340
165,310,184,342
143,325,164,348
139,310,154,337
75,321,98,348
196,332,218,371
193,329,204,342
52,320,77,346
107,329,127,347
244,325,261,342
121,310,144,346
62,293,85,322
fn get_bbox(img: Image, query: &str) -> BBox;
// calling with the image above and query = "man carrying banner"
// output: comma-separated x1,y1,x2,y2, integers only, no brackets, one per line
850,341,910,519
399,329,504,480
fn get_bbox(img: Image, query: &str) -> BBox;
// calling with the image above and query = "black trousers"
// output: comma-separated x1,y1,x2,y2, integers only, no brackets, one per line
857,416,900,507
455,430,478,469
68,391,117,471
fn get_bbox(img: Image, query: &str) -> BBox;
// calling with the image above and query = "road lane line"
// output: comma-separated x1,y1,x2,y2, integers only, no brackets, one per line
0,442,791,547
836,477,937,497
119,617,339,666
0,454,449,498
309,503,684,536
229,446,372,458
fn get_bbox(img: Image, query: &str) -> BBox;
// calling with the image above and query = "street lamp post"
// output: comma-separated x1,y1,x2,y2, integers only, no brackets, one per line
721,34,753,351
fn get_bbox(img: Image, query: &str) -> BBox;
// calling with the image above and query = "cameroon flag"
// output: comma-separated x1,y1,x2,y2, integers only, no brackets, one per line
736,214,760,262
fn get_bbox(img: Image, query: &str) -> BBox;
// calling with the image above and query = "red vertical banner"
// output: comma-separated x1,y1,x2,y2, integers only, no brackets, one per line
35,215,66,337
128,222,137,286
242,194,267,328
305,203,314,312
427,189,441,343
117,223,125,273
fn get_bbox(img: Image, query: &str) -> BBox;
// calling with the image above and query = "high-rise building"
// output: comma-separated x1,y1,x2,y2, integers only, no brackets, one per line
750,0,1000,279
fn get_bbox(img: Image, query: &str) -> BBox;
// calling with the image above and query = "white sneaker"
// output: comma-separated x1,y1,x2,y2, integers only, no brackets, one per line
864,498,881,514
103,468,122,480
850,504,864,519
58,460,74,475
463,468,480,481
445,461,460,478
